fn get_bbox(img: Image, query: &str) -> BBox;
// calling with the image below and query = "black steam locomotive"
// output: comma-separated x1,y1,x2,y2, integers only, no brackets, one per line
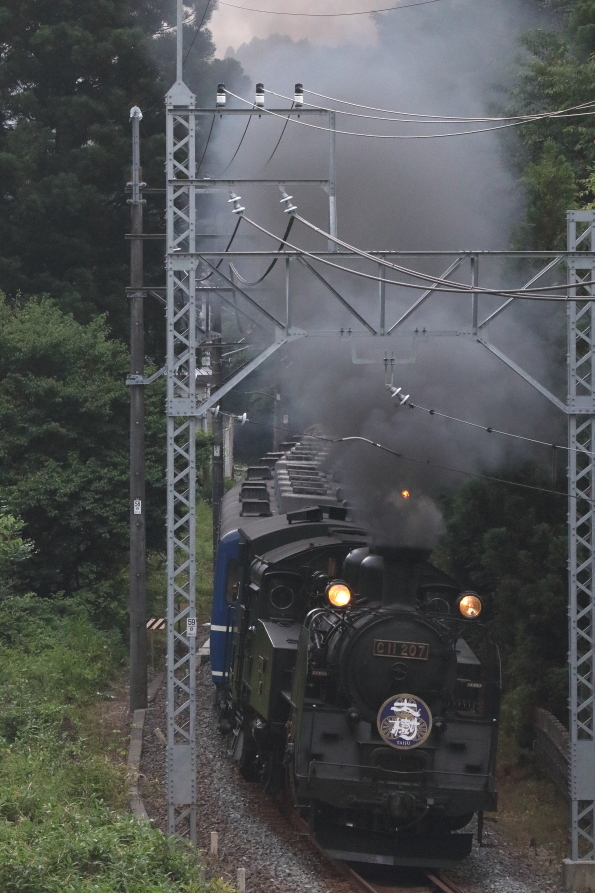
210,438,500,867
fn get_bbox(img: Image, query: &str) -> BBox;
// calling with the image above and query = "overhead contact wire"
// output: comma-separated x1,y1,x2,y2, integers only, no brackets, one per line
220,116,253,175
225,89,595,139
262,101,295,169
403,401,592,457
267,88,595,124
303,88,595,123
184,0,212,64
335,436,587,502
239,212,589,301
216,0,441,16
196,215,243,282
229,216,295,286
291,212,583,296
228,418,587,503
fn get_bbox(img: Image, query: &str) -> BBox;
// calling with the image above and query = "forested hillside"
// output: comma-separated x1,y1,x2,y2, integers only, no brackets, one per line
0,0,244,613
0,0,245,344
0,0,593,751
508,0,595,247
437,0,595,745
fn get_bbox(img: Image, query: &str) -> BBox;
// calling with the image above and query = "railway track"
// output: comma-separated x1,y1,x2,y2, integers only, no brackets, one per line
286,791,470,893
340,862,470,893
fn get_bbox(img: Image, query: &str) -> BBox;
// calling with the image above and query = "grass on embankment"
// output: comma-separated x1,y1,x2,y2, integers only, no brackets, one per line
0,593,231,893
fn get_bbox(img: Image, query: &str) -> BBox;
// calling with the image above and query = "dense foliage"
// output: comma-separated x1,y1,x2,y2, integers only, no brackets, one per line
0,0,247,612
436,466,568,746
508,0,595,246
0,0,245,347
0,595,230,892
0,294,166,600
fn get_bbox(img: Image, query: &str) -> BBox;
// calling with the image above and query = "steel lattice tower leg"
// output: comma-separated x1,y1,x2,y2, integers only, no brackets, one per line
568,210,595,863
165,79,198,842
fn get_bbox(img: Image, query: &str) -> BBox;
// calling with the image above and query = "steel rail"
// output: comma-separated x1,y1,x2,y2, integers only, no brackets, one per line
346,864,471,893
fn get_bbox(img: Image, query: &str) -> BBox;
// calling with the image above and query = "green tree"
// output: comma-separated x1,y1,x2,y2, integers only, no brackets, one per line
0,509,32,598
0,0,245,345
506,22,595,232
436,467,567,745
516,138,576,248
569,0,595,56
0,293,166,597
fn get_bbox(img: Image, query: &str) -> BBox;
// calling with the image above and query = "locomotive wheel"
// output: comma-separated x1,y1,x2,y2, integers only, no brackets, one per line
262,751,283,794
238,732,260,782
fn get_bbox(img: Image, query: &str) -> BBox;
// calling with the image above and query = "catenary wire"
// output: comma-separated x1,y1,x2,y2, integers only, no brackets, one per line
225,88,595,139
304,87,595,123
196,215,244,282
184,0,212,64
401,400,594,458
334,436,583,501
220,116,253,174
238,211,591,301
267,87,595,125
197,114,216,173
223,415,585,503
217,0,441,15
229,215,296,285
262,101,295,169
291,212,585,295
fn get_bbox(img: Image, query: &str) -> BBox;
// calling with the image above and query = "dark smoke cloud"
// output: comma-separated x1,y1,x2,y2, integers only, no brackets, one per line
203,0,565,547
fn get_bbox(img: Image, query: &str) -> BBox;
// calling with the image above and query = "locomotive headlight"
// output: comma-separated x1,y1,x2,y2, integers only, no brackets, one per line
326,581,352,608
458,592,482,618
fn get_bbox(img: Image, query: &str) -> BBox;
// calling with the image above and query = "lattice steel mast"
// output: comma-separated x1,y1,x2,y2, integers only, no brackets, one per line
165,0,198,839
567,210,595,866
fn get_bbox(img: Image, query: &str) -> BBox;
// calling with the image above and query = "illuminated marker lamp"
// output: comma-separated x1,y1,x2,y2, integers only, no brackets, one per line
326,580,352,608
457,592,482,619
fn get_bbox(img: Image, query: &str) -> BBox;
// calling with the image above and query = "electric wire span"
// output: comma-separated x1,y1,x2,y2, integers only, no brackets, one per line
267,87,595,125
225,88,595,139
301,87,595,124
216,0,441,15
237,208,593,301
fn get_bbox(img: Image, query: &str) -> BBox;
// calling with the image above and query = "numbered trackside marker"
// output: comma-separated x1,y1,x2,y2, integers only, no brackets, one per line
187,617,197,638
134,499,142,515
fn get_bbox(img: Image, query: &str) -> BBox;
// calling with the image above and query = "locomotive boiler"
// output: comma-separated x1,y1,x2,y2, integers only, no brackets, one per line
210,438,500,867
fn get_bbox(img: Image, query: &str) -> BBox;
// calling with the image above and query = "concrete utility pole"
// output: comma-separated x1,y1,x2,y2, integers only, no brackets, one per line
128,106,147,711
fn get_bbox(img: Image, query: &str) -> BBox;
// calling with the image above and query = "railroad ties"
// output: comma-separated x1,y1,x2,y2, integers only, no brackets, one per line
343,863,470,893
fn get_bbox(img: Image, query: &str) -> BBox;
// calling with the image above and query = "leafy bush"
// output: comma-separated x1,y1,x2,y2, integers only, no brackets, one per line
0,805,228,893
0,596,232,892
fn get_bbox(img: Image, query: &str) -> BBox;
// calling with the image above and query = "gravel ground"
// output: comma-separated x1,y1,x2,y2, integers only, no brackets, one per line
139,646,565,893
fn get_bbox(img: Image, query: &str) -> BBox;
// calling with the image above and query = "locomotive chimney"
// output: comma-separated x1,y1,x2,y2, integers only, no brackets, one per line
374,546,430,611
